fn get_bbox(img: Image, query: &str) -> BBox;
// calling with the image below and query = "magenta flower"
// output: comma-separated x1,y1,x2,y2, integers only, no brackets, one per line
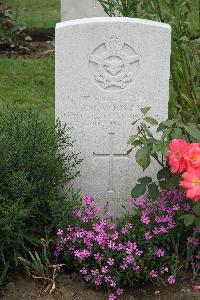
107,258,115,266
150,270,158,278
133,265,140,271
101,266,109,274
161,266,168,274
80,267,88,275
156,249,165,257
141,213,150,224
106,210,114,217
82,195,94,206
116,288,123,296
124,255,134,264
187,237,199,246
108,293,116,300
168,275,176,284
73,210,82,218
145,232,152,240
108,222,116,230
109,280,116,287
57,229,63,236
84,275,92,282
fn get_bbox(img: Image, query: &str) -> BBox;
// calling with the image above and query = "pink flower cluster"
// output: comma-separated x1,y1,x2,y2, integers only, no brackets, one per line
130,189,190,237
129,189,200,274
55,195,145,299
167,139,200,201
55,193,184,299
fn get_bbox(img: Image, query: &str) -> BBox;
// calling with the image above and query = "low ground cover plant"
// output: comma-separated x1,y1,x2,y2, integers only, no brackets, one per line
0,107,81,285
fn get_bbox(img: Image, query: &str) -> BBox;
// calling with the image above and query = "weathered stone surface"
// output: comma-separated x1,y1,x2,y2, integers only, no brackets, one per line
55,17,171,213
61,0,106,21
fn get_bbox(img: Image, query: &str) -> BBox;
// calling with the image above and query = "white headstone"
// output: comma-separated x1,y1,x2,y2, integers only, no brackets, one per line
61,0,106,21
56,17,171,213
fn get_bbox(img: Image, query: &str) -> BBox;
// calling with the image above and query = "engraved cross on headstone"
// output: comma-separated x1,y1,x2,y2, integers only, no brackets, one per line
93,133,129,193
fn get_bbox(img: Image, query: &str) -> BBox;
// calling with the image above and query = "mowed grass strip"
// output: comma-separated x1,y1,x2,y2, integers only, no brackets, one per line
5,0,198,34
0,58,55,119
5,0,60,33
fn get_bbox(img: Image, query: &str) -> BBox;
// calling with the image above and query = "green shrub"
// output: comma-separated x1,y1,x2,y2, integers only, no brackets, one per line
98,0,199,123
0,107,82,284
0,1,30,49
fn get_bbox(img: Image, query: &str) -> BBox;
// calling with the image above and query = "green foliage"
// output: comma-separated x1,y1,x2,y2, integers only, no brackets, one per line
0,107,82,284
180,203,200,227
18,238,63,296
128,107,200,199
0,2,30,49
98,0,200,123
18,238,53,278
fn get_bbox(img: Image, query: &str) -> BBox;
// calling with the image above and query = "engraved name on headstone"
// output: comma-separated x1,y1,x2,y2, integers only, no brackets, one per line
56,18,171,213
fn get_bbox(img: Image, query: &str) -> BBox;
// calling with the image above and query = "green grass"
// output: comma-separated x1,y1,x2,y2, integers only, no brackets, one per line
5,0,199,34
5,0,60,33
0,58,55,120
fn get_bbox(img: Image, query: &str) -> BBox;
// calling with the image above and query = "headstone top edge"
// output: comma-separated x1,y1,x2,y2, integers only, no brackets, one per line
56,17,171,31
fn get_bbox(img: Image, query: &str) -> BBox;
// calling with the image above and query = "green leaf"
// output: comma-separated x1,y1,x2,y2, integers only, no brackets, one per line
148,138,157,144
138,176,152,184
145,128,153,138
161,128,172,140
151,142,162,154
133,140,143,146
194,217,200,226
148,183,159,200
171,128,183,139
184,125,200,140
144,117,158,126
159,180,168,189
140,107,151,115
127,148,132,155
157,168,171,180
136,148,150,170
182,214,195,226
131,183,147,198
194,203,200,217
166,175,180,189
162,120,175,127
157,121,167,132
160,144,169,156
128,135,138,144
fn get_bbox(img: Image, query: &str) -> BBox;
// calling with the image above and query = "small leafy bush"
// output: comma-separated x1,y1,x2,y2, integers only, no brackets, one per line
55,194,199,300
0,2,30,49
128,107,200,201
0,107,81,284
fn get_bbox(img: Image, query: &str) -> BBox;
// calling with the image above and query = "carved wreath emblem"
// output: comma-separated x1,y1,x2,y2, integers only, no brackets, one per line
88,36,139,91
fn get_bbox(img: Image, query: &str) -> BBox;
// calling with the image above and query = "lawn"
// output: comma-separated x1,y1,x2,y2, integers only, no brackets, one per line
0,58,55,120
4,0,199,33
5,0,60,33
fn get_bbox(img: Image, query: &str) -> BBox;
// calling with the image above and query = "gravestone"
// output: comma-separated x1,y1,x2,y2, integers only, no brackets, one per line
61,0,106,21
56,17,171,213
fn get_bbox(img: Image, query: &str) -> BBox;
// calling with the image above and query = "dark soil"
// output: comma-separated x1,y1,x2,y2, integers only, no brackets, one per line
1,273,200,300
0,41,54,59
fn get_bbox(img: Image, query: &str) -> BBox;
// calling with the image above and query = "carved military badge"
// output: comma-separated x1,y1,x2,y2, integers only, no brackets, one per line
88,36,139,91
